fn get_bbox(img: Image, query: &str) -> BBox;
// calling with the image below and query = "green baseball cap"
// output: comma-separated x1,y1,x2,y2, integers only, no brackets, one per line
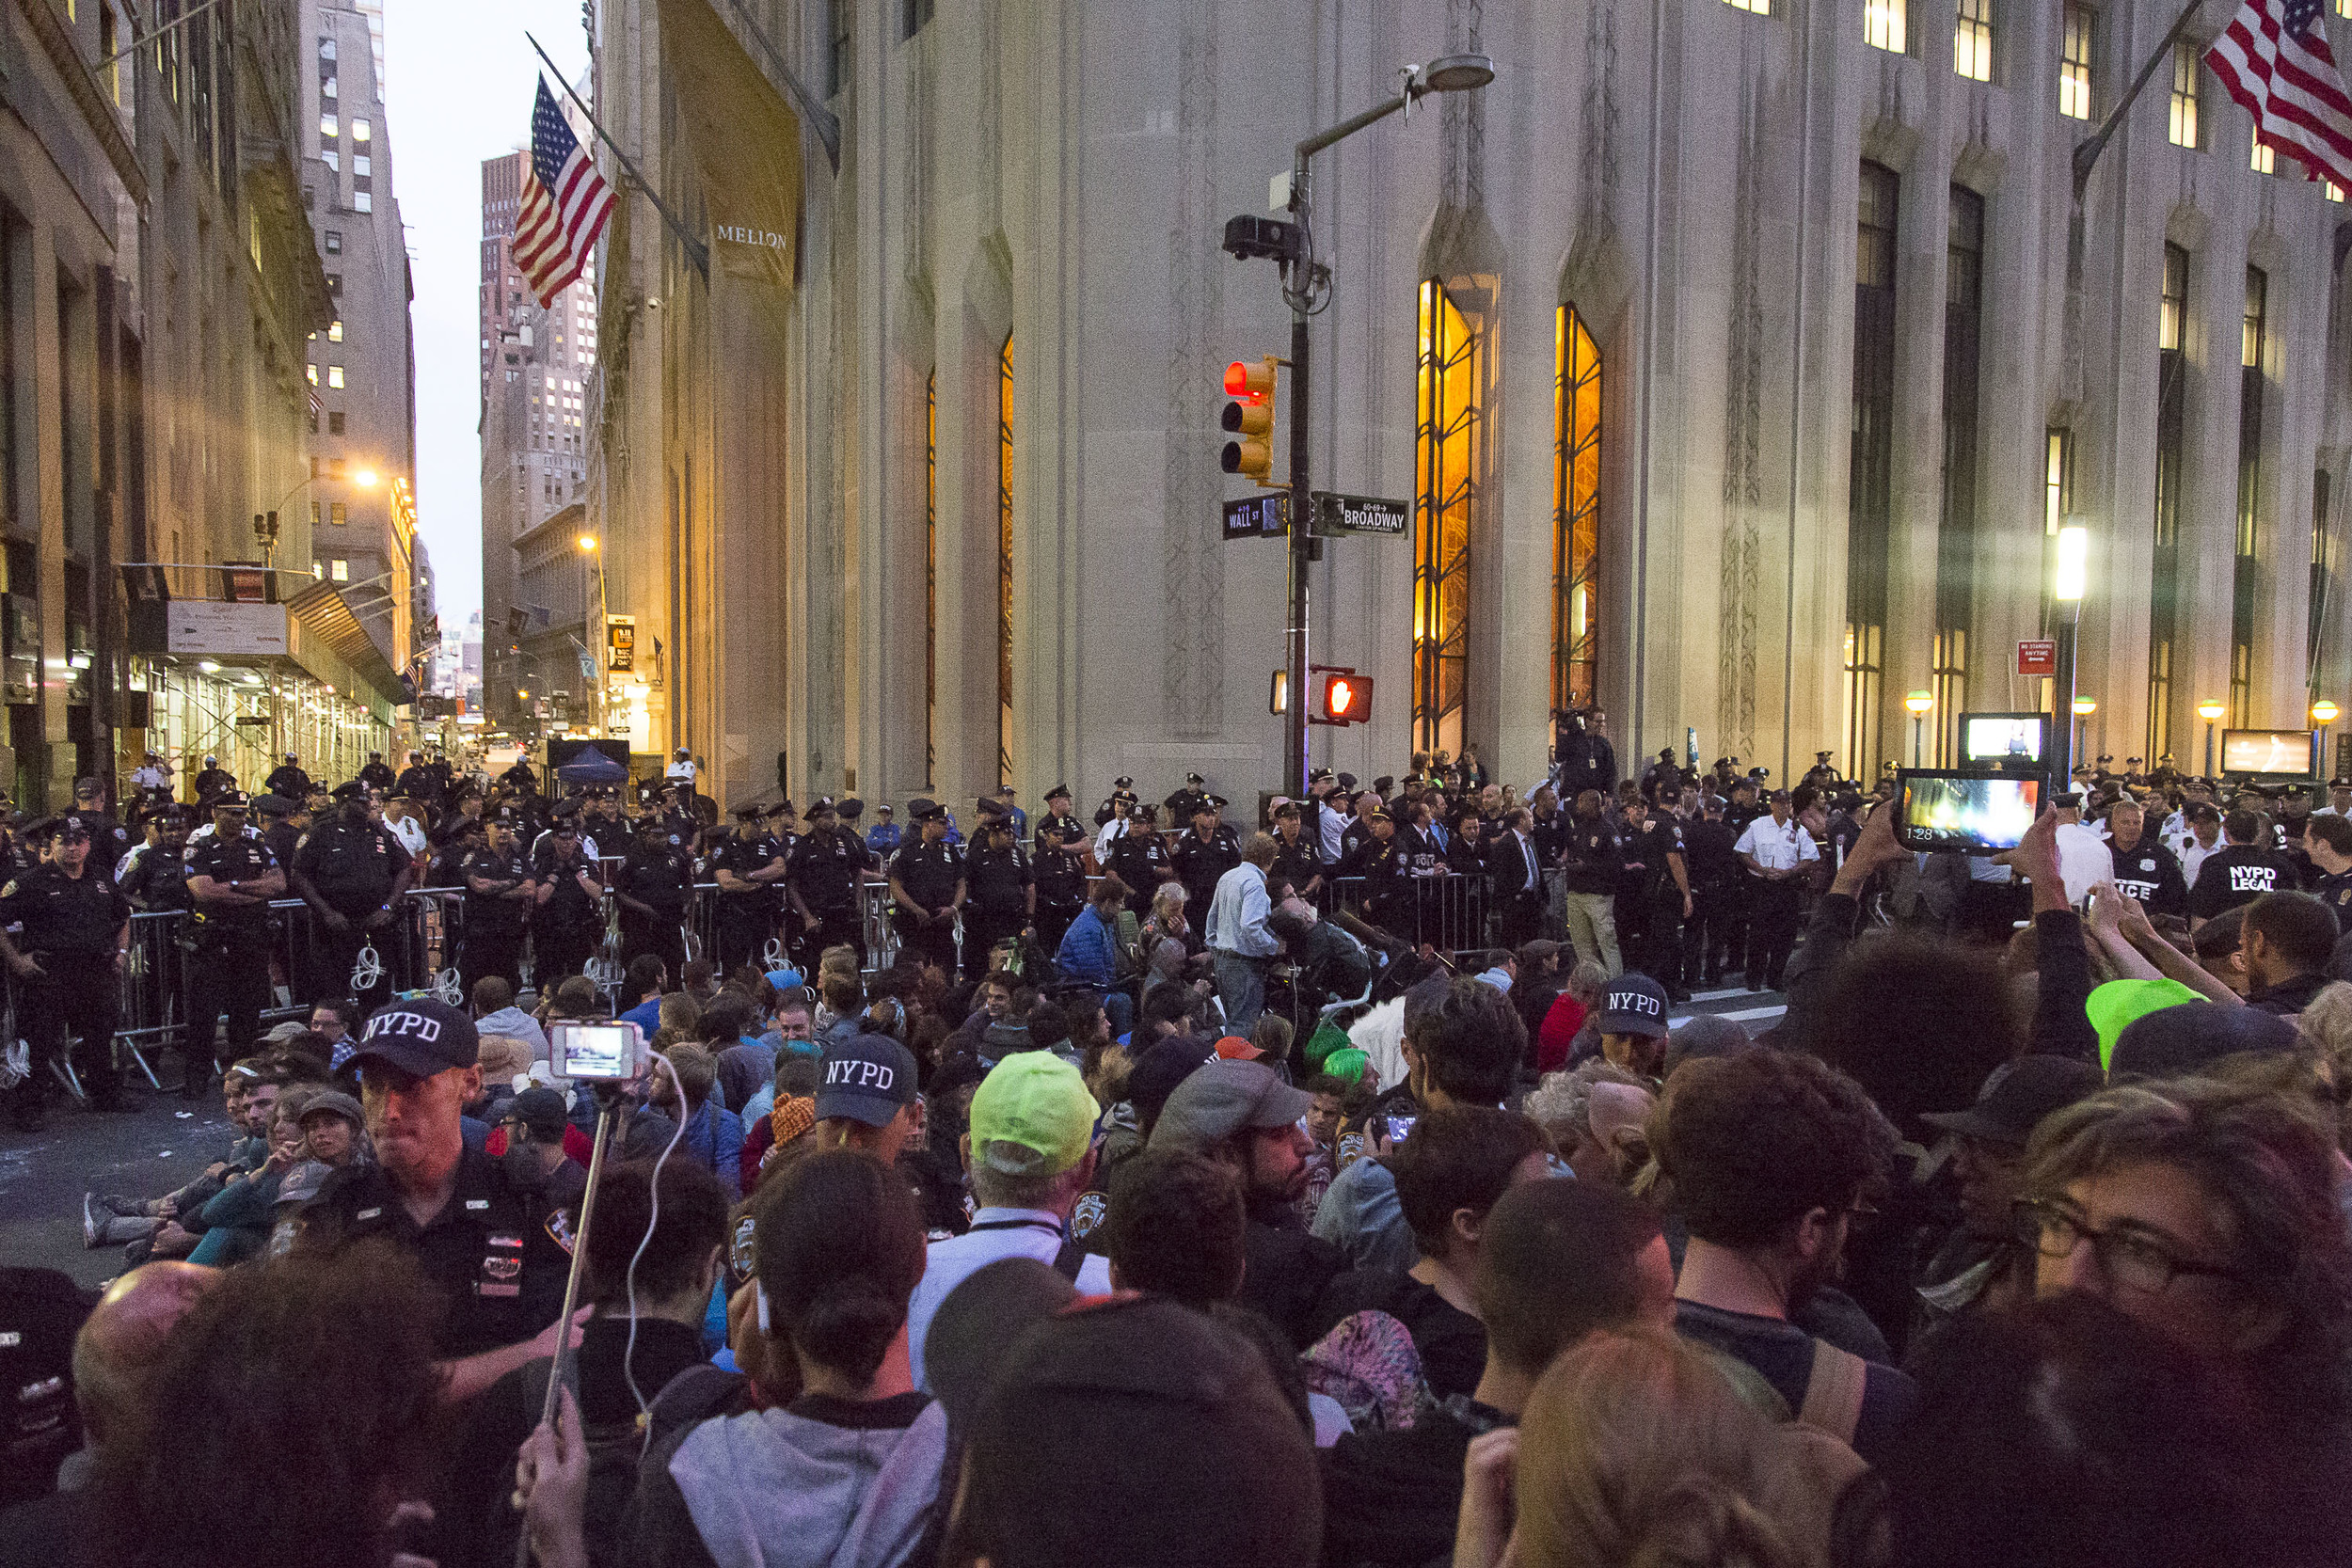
2085,977,2201,1073
969,1053,1102,1178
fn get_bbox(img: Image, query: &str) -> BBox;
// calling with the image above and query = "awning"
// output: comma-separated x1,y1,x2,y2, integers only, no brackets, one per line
658,0,802,338
285,580,407,717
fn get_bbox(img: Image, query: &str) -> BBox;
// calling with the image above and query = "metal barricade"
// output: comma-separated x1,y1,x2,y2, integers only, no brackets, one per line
1327,871,1499,965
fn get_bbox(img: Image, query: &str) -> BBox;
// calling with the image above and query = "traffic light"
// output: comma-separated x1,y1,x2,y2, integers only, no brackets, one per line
1319,671,1372,725
1221,357,1278,483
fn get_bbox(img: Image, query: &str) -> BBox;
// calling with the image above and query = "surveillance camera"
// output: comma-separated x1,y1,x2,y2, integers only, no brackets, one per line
645,297,661,309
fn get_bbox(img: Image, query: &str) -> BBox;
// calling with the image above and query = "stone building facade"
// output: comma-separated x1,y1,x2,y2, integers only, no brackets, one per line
583,0,2352,810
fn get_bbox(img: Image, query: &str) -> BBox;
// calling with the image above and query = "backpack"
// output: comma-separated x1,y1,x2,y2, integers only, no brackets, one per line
515,1354,750,1568
1692,1335,1867,1445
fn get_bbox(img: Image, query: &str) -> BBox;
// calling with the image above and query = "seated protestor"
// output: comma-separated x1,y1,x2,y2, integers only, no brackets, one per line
1316,1181,1676,1568
439,1159,736,1568
2239,891,2339,1016
649,1044,745,1203
2019,1078,2352,1444
1151,1057,1342,1349
1313,976,1523,1275
1857,1292,2352,1568
87,1243,446,1568
739,1051,824,1189
1306,1106,1550,1401
622,1150,948,1568
1534,959,1607,1076
1655,1049,1918,1462
86,1062,276,1251
1523,1058,1655,1186
942,1296,1321,1568
1101,1148,1247,1306
185,1085,319,1267
1454,1329,1866,1568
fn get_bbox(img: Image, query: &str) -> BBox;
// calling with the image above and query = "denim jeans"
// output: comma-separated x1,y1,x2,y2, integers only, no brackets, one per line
1213,951,1268,1036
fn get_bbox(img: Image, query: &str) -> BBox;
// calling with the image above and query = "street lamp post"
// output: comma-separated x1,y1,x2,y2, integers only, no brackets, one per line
2072,696,2097,774
578,532,609,736
1904,690,1933,767
1256,55,1494,800
2196,699,2226,780
2314,699,2342,782
2052,523,2089,786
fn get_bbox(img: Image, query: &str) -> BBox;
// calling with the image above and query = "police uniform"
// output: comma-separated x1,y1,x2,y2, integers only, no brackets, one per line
2106,832,2189,920
192,763,236,804
395,762,440,809
60,807,133,885
786,814,869,969
1629,807,1691,997
460,825,536,990
616,827,694,977
1034,789,1086,856
704,814,784,974
182,811,278,1071
1680,813,1744,984
1170,814,1242,952
291,788,410,1006
1105,820,1171,917
529,819,606,985
263,760,314,801
1340,824,1414,942
1268,827,1327,904
888,804,965,972
358,756,397,793
2187,843,2298,922
1032,838,1089,953
961,832,1034,977
0,832,132,1119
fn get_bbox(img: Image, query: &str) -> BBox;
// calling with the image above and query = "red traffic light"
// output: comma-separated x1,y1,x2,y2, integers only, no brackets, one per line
1225,359,1277,400
1321,672,1371,724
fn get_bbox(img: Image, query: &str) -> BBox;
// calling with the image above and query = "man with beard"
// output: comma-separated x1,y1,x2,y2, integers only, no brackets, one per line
1653,1046,1917,1462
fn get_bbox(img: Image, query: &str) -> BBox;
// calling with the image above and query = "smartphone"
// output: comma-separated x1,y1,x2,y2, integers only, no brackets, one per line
1892,768,2042,854
1385,1115,1418,1146
551,1020,647,1083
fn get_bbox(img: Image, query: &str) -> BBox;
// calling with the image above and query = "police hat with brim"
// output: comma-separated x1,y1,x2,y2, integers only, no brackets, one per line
729,800,767,819
211,790,252,812
839,799,866,821
806,799,839,821
1150,1059,1313,1153
817,1034,919,1127
1045,784,1073,802
1919,1055,2104,1147
906,797,946,822
331,780,371,801
349,997,480,1079
38,816,88,844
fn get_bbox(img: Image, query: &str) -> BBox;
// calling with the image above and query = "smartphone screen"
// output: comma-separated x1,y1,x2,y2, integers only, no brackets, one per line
554,1022,639,1081
1385,1115,1418,1146
1894,770,2041,854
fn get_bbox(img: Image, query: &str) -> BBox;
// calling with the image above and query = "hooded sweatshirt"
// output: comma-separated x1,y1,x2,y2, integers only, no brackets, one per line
626,1391,948,1568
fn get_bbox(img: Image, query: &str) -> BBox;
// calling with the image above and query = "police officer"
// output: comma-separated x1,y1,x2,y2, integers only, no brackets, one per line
1170,796,1242,953
290,780,415,1009
1629,784,1694,1003
1164,771,1213,825
460,810,537,992
263,752,313,801
2103,797,2188,920
396,750,440,811
1105,801,1171,916
1034,784,1086,855
251,792,304,874
1091,784,1141,867
613,809,693,979
61,776,133,884
358,752,397,794
1681,793,1744,986
887,799,965,973
0,817,133,1127
961,811,1035,976
787,799,870,969
299,997,573,1370
183,791,284,1085
192,754,236,805
122,806,194,914
1267,800,1327,903
528,802,606,985
1338,806,1413,942
1032,818,1089,953
705,800,785,974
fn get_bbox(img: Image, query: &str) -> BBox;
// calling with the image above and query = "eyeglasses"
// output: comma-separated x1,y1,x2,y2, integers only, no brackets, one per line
2013,1198,2242,1295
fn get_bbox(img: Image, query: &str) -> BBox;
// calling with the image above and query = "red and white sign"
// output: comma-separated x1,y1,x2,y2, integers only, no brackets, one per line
2016,640,2058,677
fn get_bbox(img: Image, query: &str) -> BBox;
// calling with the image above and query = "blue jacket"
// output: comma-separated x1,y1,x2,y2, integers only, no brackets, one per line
1056,903,1120,988
680,1100,745,1202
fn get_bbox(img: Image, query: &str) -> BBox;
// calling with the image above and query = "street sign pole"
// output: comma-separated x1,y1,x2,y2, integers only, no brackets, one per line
1284,243,1312,800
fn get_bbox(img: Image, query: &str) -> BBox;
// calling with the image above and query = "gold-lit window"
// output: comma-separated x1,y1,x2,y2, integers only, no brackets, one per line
2160,244,2188,353
2243,265,2267,372
997,332,1014,787
1414,279,1480,759
326,365,345,388
2060,2,2094,119
2252,129,2276,174
1955,0,1993,81
327,320,343,342
926,367,938,786
1724,0,1769,12
2169,39,2200,149
1552,306,1601,714
1865,0,1905,54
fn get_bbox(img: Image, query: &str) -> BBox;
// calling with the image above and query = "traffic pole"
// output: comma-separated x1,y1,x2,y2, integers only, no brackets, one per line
1285,275,1312,800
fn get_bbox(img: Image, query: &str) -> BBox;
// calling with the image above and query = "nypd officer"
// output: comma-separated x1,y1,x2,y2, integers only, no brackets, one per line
1105,801,1171,916
289,779,414,1009
460,809,538,992
528,801,606,985
1034,784,1086,855
1170,794,1243,951
787,798,870,968
299,996,577,1394
183,790,284,1085
0,817,133,1128
887,799,964,973
614,809,693,978
61,776,133,884
961,808,1035,976
707,799,787,974
1032,816,1089,953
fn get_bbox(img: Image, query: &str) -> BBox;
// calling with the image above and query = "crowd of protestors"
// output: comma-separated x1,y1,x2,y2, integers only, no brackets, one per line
16,731,2352,1565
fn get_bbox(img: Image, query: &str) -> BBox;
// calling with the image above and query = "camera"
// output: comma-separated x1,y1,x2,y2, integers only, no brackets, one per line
550,1020,648,1083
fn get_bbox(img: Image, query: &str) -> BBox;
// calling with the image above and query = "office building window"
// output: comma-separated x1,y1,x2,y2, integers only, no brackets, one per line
322,149,338,172
327,319,342,341
306,363,318,385
324,229,342,255
2169,39,2201,148
2042,428,2074,637
327,412,344,435
326,365,344,388
2060,1,2094,119
2233,266,2268,726
354,192,371,213
310,501,321,530
2151,243,2189,761
1866,0,1905,53
997,333,1015,786
1553,305,1602,714
329,500,347,525
1956,0,1993,81
1846,161,1900,780
323,73,336,99
319,35,335,58
329,560,349,582
354,155,370,176
2312,470,2334,684
925,368,937,785
2253,129,2277,173
352,119,370,142
1415,279,1482,758
1724,0,1770,13
320,114,337,137
1937,184,1986,764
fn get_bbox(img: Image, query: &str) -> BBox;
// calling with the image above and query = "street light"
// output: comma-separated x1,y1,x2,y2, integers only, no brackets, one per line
2196,698,2227,779
2072,694,2097,772
1904,689,1934,766
1247,53,1495,799
2314,699,2342,781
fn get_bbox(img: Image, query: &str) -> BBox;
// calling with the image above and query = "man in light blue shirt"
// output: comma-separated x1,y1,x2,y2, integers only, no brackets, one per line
906,1052,1111,1388
1205,835,1281,1035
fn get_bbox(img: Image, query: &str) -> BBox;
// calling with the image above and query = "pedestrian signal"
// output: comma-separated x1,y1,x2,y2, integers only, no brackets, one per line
1320,672,1371,725
1221,358,1279,482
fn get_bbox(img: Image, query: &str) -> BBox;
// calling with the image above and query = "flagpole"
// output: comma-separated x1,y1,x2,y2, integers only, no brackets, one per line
2072,0,2207,202
525,31,710,279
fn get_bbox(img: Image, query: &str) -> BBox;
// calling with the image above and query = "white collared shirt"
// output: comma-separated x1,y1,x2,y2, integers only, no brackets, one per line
1733,816,1818,873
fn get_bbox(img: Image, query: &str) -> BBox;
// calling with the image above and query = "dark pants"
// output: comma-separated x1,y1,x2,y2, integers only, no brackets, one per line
1637,896,1687,994
619,911,686,983
1035,906,1079,958
461,924,526,994
1496,889,1546,950
891,909,958,974
713,899,777,976
1685,886,1738,984
797,906,865,972
531,922,598,989
13,960,122,1114
310,911,398,1012
1745,879,1803,990
186,936,269,1071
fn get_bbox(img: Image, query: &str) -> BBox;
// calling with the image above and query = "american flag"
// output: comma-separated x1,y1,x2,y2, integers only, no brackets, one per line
2206,0,2352,193
515,79,614,309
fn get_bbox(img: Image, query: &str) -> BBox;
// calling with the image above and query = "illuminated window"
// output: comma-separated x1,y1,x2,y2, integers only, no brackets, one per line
926,368,937,785
2169,39,2200,149
2059,2,2094,119
352,119,371,142
2160,242,2186,351
2243,265,2267,370
2311,470,2334,684
2152,244,2189,760
2331,182,2346,201
1847,161,1900,780
1723,0,1769,13
327,320,342,342
306,363,318,385
1552,306,1601,713
1955,0,1993,80
1865,0,1905,54
1414,279,1481,758
326,365,344,388
2042,428,2073,637
329,559,349,582
321,114,338,137
2252,129,2275,174
330,501,347,526
1937,185,1985,765
998,332,1014,786
2234,266,2268,726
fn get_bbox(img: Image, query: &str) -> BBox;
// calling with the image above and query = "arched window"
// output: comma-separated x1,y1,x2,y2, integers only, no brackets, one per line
997,332,1014,786
1415,280,1480,756
1553,306,1601,713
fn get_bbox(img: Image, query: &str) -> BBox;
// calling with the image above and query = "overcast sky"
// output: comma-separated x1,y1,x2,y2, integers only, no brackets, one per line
382,0,591,630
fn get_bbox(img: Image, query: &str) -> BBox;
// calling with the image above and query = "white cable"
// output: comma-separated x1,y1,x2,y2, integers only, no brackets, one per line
350,940,383,990
623,1049,690,1449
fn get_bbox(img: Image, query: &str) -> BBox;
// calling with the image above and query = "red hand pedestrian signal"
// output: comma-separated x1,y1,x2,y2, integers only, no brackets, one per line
1321,673,1371,725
